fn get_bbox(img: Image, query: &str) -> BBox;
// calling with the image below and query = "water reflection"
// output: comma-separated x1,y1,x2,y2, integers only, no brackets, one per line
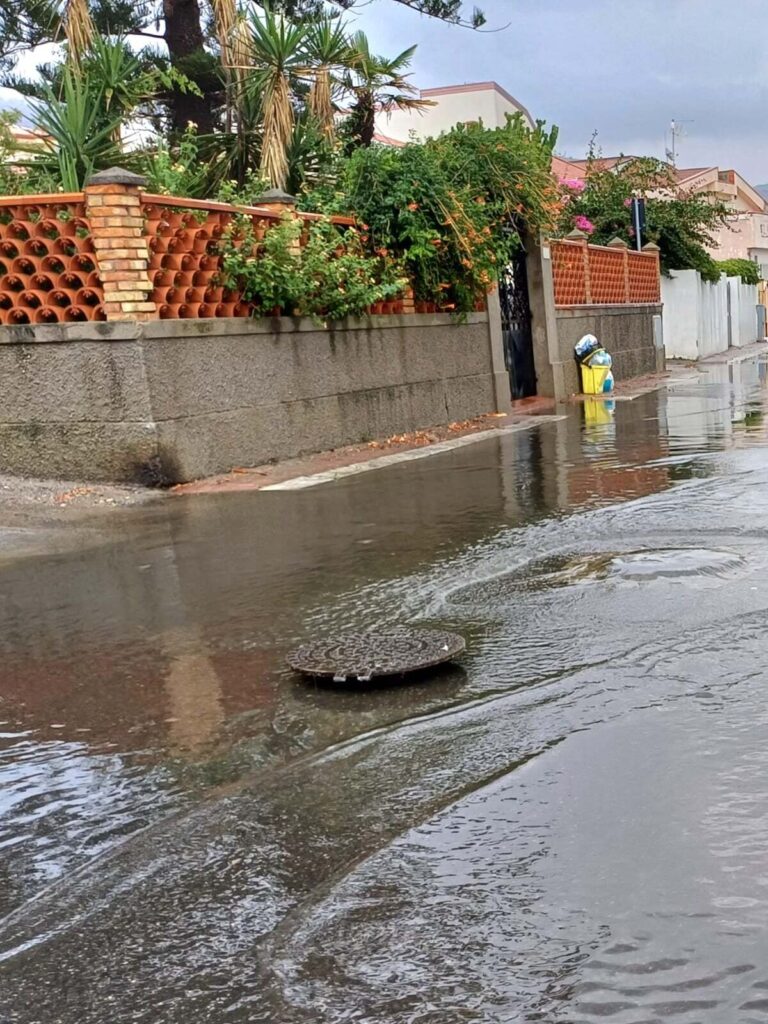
3,358,768,1020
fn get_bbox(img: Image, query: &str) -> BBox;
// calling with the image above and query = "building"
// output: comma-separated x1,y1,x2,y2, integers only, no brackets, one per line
374,81,534,143
557,156,768,274
8,124,48,149
552,155,587,181
675,166,768,274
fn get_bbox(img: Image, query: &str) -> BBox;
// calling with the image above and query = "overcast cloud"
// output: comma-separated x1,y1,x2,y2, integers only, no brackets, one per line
353,0,768,182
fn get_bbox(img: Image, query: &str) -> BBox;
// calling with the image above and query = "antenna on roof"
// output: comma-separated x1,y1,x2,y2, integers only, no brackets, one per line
666,119,693,167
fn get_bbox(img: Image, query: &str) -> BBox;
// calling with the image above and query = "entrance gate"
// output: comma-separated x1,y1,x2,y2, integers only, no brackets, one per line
498,248,536,399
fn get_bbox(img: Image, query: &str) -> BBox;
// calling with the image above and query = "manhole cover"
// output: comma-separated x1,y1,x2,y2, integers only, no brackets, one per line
287,627,466,682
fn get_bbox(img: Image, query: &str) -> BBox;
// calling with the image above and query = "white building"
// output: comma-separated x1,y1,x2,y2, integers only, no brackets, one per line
374,81,534,144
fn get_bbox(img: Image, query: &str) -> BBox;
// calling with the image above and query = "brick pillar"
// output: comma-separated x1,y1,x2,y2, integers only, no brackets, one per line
254,187,301,253
642,242,662,302
254,187,296,217
84,167,156,321
607,236,630,302
567,228,591,303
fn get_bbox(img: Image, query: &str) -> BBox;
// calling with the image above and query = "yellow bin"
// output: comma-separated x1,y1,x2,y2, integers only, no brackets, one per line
579,362,611,395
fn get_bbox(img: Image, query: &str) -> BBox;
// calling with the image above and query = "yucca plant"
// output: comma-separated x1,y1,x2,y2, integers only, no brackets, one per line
211,0,237,69
243,7,310,190
22,33,200,189
304,14,349,141
63,0,95,68
211,0,238,129
27,68,123,189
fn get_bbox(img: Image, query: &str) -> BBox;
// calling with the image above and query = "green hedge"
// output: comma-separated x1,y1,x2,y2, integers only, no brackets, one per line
717,258,761,285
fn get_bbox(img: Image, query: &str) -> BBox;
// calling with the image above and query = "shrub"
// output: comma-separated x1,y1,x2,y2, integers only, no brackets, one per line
557,155,729,282
219,214,407,321
301,115,561,312
717,258,761,285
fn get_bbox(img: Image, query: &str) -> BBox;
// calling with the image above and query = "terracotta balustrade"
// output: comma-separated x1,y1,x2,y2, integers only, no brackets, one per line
0,194,104,325
0,173,484,323
550,235,660,306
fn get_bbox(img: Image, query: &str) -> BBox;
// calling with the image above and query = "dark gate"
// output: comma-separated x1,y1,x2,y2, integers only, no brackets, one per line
499,248,536,399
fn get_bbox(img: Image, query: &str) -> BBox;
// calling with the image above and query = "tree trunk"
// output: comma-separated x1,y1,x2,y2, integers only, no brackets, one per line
358,92,375,147
163,0,216,135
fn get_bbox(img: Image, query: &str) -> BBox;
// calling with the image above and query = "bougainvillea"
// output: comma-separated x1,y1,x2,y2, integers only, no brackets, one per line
557,155,729,281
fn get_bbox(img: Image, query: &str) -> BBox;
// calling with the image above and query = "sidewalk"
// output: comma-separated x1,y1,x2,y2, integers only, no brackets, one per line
173,398,557,495
698,340,768,364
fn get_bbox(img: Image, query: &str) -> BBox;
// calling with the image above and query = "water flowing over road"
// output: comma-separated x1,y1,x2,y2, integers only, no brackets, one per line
3,355,768,1022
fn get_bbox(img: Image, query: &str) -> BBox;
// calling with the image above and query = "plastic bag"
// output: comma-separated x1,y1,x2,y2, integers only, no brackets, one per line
574,333,601,360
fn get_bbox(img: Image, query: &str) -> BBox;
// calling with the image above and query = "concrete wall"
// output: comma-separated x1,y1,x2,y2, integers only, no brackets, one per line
729,277,759,348
0,312,506,484
552,304,663,395
662,269,758,360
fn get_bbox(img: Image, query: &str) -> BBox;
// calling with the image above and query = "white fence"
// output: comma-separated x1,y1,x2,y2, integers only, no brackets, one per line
661,269,760,360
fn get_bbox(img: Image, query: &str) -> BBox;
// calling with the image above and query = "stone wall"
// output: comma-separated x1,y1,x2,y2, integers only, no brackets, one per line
0,311,507,483
553,304,664,395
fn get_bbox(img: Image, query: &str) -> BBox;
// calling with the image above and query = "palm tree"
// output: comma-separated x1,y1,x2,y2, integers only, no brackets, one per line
243,7,310,190
344,32,429,148
304,14,349,141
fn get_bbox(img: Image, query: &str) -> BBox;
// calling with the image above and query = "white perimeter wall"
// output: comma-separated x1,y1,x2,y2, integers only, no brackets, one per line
661,269,759,360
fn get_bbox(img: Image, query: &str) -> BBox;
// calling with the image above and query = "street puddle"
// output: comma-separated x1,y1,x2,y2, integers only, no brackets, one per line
450,548,746,605
607,548,745,582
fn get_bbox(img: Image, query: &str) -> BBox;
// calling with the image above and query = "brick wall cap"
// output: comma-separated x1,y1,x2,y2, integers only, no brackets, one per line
642,241,661,251
86,167,147,187
607,236,629,248
254,187,296,206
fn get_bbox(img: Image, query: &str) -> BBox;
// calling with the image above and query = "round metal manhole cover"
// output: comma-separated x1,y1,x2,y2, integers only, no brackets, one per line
287,627,466,682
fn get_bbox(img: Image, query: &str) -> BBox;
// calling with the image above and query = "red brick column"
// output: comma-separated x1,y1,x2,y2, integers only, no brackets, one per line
84,167,156,321
566,228,591,304
608,236,631,303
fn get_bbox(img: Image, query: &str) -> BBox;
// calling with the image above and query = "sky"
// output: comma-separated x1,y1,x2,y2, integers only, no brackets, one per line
349,0,768,182
5,0,768,182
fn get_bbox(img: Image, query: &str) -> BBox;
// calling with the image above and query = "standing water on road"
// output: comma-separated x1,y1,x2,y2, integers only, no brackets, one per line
3,357,768,1022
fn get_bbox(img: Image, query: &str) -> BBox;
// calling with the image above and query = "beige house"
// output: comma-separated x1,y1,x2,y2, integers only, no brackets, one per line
374,81,534,143
563,158,768,274
676,166,768,274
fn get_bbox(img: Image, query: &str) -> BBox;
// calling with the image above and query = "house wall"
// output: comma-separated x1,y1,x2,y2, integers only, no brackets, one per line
0,312,507,484
709,214,768,262
661,269,758,360
376,84,532,143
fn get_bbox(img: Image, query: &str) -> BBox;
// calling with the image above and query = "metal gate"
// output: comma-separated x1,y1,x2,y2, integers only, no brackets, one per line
499,249,536,399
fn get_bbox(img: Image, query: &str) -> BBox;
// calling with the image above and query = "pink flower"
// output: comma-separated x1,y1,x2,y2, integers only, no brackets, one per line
574,214,595,234
623,197,632,207
559,177,585,193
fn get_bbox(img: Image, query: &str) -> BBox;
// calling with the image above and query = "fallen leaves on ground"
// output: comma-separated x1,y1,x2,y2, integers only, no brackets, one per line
366,416,492,450
54,486,95,505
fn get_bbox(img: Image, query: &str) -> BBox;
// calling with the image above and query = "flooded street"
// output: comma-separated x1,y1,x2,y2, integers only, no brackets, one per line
4,354,768,1022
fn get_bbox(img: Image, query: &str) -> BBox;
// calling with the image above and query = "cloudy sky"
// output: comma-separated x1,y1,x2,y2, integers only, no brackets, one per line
6,0,767,182
351,0,768,182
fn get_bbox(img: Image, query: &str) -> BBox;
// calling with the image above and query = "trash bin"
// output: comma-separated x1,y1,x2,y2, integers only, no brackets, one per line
574,334,614,395
581,359,613,394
